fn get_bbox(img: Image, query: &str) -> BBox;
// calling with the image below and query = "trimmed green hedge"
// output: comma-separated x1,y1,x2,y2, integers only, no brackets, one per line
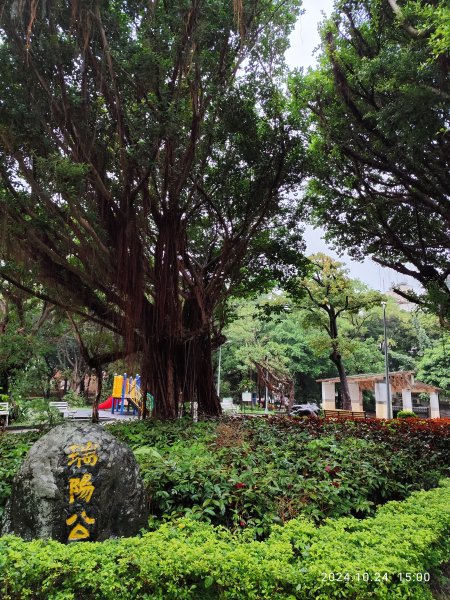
1,480,450,599
397,411,418,419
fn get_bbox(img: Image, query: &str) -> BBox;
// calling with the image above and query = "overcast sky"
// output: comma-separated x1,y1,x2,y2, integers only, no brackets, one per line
285,0,420,293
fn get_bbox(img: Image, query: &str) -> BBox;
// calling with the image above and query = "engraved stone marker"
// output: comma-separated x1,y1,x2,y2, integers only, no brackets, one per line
1,422,148,542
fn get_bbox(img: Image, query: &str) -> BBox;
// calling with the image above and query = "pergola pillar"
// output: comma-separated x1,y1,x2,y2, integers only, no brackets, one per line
401,388,413,412
375,382,391,419
321,382,336,410
430,392,440,418
348,382,363,412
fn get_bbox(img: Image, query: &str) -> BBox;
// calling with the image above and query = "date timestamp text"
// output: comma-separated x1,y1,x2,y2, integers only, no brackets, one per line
321,572,430,583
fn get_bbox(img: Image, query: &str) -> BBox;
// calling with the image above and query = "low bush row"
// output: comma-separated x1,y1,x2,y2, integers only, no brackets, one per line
1,479,449,599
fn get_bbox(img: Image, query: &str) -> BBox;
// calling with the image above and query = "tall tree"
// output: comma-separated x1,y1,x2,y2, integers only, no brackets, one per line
293,254,383,409
293,0,450,326
417,334,450,399
0,0,305,418
222,292,335,401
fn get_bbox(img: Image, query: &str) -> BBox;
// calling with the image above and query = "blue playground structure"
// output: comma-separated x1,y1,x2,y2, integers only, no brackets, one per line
110,374,154,415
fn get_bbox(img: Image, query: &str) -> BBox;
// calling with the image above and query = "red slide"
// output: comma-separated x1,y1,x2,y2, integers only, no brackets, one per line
98,396,114,410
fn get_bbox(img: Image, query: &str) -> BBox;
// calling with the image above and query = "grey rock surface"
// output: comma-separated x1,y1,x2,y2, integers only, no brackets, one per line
2,422,148,542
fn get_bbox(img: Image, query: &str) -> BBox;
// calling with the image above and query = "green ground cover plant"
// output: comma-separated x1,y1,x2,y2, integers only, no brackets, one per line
1,417,450,597
0,431,41,520
0,480,449,599
12,398,65,427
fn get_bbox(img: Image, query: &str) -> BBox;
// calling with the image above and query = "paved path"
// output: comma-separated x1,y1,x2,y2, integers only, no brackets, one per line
67,408,138,422
3,408,137,433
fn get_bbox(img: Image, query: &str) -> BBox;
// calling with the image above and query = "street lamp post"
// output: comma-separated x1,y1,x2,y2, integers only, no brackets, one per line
381,301,392,419
264,368,269,414
217,345,223,398
217,341,231,398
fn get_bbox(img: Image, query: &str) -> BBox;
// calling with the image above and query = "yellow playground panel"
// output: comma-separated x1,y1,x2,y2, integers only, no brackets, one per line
112,375,124,398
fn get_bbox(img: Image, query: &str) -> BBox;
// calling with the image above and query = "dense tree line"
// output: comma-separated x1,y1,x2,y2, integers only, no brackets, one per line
220,273,449,404
0,256,448,415
0,0,448,418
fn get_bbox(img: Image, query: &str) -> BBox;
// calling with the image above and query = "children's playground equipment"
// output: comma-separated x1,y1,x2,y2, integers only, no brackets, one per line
103,374,154,416
98,396,114,410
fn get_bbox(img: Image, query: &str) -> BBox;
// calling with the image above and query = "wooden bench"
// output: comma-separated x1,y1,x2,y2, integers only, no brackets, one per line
0,402,9,426
324,409,367,420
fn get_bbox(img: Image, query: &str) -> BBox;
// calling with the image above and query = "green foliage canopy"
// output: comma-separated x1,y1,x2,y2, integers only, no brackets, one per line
0,0,306,417
417,331,450,397
293,0,450,325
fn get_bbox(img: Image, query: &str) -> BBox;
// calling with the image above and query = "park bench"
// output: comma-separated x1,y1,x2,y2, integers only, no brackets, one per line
324,409,367,420
0,402,9,426
49,401,70,417
221,398,239,414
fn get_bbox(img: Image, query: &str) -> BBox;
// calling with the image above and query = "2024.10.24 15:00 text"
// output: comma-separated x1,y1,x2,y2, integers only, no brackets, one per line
321,572,430,583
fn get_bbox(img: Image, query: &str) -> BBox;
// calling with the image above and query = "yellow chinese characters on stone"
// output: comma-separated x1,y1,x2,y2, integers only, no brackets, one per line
66,510,96,540
67,441,99,468
69,473,95,504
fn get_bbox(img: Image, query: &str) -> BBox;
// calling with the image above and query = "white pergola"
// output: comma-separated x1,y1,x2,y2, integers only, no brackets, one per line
316,371,440,418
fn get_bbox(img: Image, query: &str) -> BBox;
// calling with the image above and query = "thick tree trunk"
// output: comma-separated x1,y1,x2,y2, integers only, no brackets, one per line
181,297,221,417
148,216,183,420
183,334,221,417
149,340,180,420
330,350,352,410
145,219,222,419
148,329,221,419
196,338,221,416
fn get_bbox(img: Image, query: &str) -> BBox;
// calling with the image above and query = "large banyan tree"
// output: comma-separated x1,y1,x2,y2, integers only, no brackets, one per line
0,0,305,418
